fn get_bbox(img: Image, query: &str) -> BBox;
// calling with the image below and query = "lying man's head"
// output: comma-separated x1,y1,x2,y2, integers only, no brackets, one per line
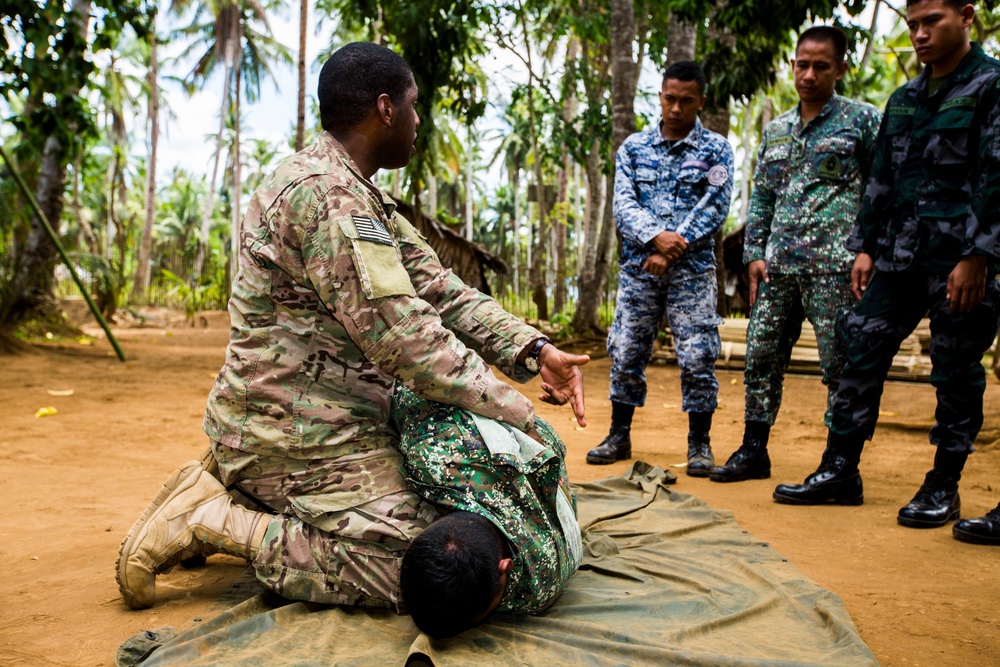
400,511,513,638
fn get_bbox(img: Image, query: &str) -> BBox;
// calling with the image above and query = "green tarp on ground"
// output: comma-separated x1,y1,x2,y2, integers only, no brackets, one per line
117,462,878,667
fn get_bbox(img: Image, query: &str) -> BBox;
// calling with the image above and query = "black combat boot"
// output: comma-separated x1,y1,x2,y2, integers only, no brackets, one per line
772,432,864,505
686,412,714,477
710,421,771,482
587,402,633,465
953,501,1000,545
897,448,966,528
897,470,961,527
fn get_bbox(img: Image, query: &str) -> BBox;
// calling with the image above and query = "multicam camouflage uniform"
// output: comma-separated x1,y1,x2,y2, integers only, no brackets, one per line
391,386,582,615
831,43,1000,451
743,95,881,426
609,119,734,412
204,131,546,611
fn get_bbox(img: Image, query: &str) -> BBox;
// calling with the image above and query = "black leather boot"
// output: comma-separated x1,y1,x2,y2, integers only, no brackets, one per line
897,469,961,528
686,412,714,477
710,421,771,482
773,433,863,505
587,426,632,464
953,501,1000,545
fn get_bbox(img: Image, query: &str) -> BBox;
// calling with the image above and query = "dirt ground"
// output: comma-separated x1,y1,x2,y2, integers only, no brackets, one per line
1,310,998,667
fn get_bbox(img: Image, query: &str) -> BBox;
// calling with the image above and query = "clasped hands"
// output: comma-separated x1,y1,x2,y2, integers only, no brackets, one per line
642,230,688,276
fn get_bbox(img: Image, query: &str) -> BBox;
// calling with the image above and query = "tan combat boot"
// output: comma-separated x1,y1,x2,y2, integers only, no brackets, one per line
116,461,271,609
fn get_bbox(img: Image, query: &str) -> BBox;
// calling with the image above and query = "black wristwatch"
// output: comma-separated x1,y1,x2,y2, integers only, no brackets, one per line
523,337,551,375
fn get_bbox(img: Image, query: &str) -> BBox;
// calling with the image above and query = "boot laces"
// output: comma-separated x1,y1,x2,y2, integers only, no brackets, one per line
913,469,956,503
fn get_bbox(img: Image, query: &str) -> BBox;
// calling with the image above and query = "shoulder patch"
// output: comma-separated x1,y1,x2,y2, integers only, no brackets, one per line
352,215,394,246
707,165,729,186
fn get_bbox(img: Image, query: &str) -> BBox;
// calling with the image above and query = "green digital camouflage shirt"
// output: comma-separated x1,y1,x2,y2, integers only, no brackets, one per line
204,131,542,503
744,95,881,273
391,387,582,615
847,43,1000,272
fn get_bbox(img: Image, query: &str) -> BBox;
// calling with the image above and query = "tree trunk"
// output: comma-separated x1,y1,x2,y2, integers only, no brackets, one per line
232,63,242,283
510,170,520,298
610,0,637,148
192,65,231,280
6,0,92,322
519,7,548,322
295,0,307,152
465,117,474,241
132,18,159,304
667,12,696,63
570,143,608,335
71,151,98,253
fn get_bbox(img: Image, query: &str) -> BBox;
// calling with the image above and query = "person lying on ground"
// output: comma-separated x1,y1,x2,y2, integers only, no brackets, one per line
393,386,582,638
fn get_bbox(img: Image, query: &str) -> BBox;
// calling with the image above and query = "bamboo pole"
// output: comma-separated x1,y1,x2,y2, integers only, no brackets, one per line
1,145,127,361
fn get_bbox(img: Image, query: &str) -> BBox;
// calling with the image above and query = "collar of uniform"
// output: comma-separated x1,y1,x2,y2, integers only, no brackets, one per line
652,117,704,150
318,131,398,217
907,41,985,96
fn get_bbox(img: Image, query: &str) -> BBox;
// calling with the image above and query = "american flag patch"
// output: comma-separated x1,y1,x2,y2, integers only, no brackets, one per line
352,215,393,246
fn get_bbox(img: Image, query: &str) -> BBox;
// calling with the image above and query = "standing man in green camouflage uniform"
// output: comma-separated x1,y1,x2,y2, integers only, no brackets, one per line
116,42,590,611
394,386,582,637
774,1,1000,536
710,26,881,483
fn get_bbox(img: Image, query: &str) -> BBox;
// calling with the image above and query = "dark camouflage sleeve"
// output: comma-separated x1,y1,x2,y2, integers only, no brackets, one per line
968,83,1000,263
303,187,536,432
393,214,542,379
846,101,894,256
743,124,776,265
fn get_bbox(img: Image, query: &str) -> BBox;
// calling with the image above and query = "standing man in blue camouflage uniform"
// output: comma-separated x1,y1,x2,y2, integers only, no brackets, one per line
774,1,1000,539
587,61,734,476
116,42,591,611
710,26,881,483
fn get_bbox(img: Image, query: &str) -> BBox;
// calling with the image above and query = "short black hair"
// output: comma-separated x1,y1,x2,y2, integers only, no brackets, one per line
400,511,506,639
797,25,849,62
318,42,414,133
663,61,706,95
906,0,971,10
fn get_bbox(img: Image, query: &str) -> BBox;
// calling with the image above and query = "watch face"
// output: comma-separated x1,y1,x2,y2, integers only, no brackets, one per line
525,356,540,373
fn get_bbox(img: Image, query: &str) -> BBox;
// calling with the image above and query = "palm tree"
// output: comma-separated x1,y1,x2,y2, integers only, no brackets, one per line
171,0,291,281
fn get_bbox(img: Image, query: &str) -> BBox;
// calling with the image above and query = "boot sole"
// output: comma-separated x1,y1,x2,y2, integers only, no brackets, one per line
772,492,864,506
116,461,203,609
586,454,631,465
709,470,771,483
952,526,1000,545
686,467,712,478
897,508,960,528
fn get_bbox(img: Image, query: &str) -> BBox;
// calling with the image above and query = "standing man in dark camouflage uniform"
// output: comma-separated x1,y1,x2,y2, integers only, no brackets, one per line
587,61,734,476
773,0,1000,537
116,42,590,611
710,26,881,483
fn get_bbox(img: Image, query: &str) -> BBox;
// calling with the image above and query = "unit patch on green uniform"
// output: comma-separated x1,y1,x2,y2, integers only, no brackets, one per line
818,154,842,179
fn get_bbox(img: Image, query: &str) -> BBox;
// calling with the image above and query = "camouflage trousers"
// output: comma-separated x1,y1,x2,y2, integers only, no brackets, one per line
830,271,1000,453
608,269,722,411
212,441,439,613
745,272,854,427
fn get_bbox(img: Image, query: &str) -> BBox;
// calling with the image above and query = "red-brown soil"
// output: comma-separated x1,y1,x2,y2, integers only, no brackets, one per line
1,312,998,666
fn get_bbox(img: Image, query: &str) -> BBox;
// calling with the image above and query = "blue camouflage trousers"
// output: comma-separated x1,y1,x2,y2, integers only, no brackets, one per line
830,271,1000,453
608,269,722,412
745,273,854,427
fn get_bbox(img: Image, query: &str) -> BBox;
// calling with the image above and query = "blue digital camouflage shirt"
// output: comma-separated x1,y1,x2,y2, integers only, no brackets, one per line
847,42,1000,273
744,95,881,274
613,118,735,277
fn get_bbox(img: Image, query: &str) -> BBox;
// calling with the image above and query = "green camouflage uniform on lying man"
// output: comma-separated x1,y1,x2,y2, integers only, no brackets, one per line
393,386,583,638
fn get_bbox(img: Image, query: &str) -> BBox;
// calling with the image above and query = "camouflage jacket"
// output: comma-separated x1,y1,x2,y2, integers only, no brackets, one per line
614,119,735,278
204,131,542,503
744,95,881,274
391,387,582,615
847,43,1000,273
